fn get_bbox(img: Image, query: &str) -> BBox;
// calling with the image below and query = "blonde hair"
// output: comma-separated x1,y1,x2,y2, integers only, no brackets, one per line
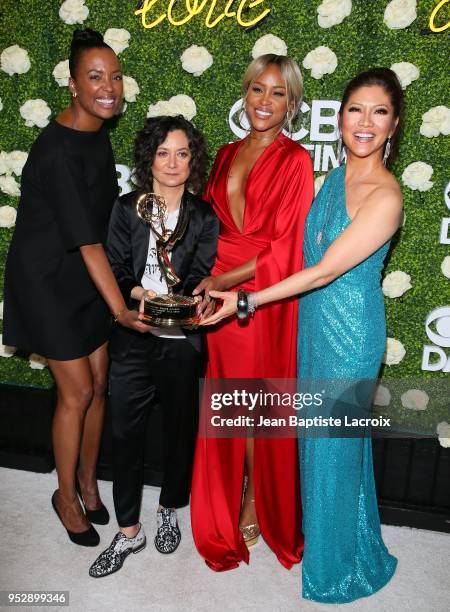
241,54,303,133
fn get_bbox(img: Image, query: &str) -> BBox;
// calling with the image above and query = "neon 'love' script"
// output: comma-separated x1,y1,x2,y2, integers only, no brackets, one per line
135,0,272,29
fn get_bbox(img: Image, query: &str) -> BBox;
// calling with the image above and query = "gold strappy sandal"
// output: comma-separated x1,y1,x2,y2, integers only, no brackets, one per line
240,518,260,548
240,476,260,547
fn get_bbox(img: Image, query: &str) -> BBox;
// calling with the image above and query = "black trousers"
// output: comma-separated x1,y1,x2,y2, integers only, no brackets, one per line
110,333,202,527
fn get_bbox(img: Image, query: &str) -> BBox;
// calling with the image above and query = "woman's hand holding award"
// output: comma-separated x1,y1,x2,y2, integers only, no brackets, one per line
136,192,199,328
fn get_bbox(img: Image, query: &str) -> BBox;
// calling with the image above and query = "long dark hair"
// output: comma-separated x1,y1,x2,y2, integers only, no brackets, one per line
340,67,404,166
133,116,208,195
69,28,113,77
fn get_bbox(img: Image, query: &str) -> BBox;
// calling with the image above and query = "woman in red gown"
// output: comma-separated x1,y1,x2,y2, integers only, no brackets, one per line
191,54,314,571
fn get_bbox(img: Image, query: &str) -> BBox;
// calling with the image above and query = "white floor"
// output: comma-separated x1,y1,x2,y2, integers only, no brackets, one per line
0,467,449,612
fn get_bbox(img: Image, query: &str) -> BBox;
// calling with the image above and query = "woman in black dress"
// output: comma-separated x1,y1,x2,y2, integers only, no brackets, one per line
3,29,148,546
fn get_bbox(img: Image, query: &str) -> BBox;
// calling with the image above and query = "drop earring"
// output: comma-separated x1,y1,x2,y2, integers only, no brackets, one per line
336,132,344,165
383,136,391,166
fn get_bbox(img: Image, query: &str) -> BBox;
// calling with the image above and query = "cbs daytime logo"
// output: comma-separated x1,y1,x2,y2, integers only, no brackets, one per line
229,98,341,171
422,306,450,372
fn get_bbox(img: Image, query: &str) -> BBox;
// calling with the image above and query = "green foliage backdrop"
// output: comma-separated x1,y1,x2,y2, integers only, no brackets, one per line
0,1,448,431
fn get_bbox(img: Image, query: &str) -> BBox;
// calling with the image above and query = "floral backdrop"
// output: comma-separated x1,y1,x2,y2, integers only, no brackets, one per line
0,0,448,440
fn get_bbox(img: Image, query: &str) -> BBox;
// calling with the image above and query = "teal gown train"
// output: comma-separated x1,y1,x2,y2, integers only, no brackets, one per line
297,165,398,603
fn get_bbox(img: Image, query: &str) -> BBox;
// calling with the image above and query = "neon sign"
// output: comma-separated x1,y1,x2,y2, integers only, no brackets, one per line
429,0,449,32
135,0,272,29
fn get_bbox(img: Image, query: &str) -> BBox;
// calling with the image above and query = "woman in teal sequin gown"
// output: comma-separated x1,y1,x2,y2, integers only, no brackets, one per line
296,161,397,603
202,68,404,603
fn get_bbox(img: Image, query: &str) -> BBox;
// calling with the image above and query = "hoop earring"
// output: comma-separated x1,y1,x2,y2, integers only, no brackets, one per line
285,108,295,135
239,100,249,131
72,91,77,99
383,137,392,166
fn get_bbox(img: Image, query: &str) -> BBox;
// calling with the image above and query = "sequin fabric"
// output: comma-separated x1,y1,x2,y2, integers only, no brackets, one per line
297,165,397,603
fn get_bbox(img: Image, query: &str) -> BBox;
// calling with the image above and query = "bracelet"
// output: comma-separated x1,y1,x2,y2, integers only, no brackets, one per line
236,290,258,320
113,306,127,322
247,292,258,315
236,289,248,320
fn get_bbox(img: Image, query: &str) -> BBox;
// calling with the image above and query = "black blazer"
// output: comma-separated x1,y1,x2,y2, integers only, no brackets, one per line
106,189,219,359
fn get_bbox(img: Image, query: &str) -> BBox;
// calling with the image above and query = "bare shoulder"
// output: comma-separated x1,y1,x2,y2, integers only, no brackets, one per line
367,172,403,211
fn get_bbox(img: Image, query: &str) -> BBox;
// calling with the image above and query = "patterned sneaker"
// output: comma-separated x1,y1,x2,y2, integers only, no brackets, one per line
154,508,181,554
89,524,146,578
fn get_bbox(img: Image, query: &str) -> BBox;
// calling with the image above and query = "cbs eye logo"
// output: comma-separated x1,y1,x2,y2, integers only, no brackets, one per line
422,306,450,372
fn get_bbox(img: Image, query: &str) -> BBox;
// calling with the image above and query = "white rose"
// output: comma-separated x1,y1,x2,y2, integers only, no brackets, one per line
383,337,406,365
0,151,27,176
401,389,429,410
390,62,419,89
373,384,391,407
0,334,16,358
441,256,450,279
384,0,417,30
147,96,197,120
0,45,31,76
59,0,89,25
122,75,139,103
436,422,450,448
169,95,197,120
0,97,3,112
419,106,450,138
252,34,287,59
0,151,10,175
0,205,17,228
29,353,48,370
147,100,175,118
53,59,70,87
303,46,338,79
0,176,20,197
181,45,213,77
19,99,51,128
317,0,352,28
0,301,3,319
314,174,326,196
382,270,412,298
104,28,131,55
401,161,433,192
7,151,28,176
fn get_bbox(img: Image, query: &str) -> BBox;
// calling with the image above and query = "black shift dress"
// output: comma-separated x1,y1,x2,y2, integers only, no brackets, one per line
3,120,118,360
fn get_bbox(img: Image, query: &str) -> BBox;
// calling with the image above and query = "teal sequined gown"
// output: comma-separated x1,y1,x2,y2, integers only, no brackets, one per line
297,165,397,603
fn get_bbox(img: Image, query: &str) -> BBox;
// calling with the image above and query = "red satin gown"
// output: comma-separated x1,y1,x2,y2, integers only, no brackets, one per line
191,133,314,571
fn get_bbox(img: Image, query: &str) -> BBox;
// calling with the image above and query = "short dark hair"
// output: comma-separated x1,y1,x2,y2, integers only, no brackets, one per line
340,67,405,166
69,28,113,77
133,116,208,195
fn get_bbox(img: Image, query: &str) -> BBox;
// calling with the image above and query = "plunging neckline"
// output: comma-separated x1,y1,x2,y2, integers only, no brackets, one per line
225,133,282,234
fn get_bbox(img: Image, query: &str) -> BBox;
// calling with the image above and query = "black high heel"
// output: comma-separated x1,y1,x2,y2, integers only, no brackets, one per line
75,478,110,525
51,491,100,547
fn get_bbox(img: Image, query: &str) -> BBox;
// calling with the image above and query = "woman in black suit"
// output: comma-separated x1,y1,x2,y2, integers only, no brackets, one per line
89,116,219,577
3,29,148,547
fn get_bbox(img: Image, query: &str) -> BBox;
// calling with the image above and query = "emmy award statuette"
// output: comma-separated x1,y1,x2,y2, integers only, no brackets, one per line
136,192,199,328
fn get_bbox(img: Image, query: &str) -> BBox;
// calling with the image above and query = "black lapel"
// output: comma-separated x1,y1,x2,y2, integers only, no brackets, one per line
131,192,151,282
